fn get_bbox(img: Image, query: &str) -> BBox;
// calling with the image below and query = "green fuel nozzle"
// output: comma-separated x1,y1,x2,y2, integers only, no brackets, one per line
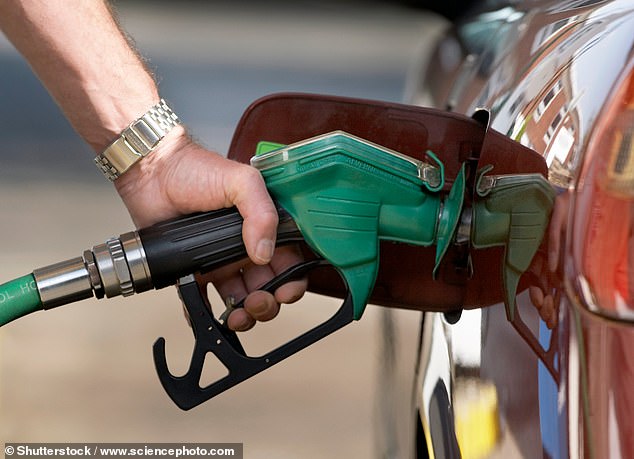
252,131,444,320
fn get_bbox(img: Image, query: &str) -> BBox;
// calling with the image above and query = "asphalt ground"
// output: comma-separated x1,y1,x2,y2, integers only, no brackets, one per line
0,3,443,457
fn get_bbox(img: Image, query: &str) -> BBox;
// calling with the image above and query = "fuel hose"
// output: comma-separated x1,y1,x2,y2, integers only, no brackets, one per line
0,274,43,326
0,206,301,329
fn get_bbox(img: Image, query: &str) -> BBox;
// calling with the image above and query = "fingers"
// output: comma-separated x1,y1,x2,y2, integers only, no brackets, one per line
241,263,302,307
243,290,280,322
207,246,307,332
242,245,307,302
226,308,255,332
225,287,280,332
208,263,280,331
224,291,281,332
268,245,307,304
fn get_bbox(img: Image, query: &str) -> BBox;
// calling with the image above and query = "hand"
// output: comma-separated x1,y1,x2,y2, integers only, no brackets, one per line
114,127,307,330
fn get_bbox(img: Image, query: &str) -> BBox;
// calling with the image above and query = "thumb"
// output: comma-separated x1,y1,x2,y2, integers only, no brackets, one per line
231,165,278,265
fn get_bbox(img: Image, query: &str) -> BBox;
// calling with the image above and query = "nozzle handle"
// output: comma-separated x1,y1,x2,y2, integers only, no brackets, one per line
139,206,302,290
153,259,353,410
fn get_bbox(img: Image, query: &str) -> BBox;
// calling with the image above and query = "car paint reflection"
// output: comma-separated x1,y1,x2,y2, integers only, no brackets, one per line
404,0,634,457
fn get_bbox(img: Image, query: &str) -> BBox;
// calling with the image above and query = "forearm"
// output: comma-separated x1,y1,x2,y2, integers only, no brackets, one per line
0,0,160,151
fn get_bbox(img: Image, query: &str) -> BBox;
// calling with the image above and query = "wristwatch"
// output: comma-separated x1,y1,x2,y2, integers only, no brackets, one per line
94,99,181,181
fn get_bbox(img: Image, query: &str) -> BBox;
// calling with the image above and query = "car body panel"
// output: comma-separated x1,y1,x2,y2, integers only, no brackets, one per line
404,1,634,457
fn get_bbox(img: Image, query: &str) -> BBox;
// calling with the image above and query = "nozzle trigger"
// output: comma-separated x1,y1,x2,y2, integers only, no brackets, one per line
152,259,354,410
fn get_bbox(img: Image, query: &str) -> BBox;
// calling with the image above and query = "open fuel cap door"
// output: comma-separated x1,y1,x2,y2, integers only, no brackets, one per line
228,92,551,313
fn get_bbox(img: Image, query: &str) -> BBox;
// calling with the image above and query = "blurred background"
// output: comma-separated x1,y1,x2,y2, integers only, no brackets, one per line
0,2,445,457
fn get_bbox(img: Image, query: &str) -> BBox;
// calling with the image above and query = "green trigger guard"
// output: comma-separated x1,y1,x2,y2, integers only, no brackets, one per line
471,166,556,321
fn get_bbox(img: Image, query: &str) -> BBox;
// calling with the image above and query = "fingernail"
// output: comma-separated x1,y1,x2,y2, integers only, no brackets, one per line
229,311,252,332
234,317,252,331
255,238,274,264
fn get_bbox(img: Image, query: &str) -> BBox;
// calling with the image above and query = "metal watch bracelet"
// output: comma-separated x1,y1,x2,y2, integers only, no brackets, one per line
94,99,181,181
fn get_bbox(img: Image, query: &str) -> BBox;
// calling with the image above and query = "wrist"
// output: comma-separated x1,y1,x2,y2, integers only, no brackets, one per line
95,98,182,181
113,125,192,227
114,124,189,195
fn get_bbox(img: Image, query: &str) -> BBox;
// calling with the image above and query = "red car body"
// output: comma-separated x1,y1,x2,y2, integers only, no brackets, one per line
395,1,634,457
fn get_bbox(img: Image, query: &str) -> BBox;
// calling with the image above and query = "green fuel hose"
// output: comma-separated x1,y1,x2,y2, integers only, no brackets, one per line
0,274,43,327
